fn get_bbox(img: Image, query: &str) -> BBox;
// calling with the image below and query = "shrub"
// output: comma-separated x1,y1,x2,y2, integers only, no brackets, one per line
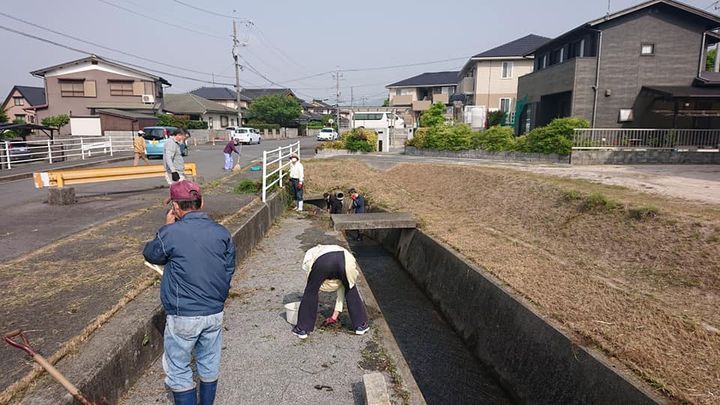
513,135,529,152
525,117,589,155
560,190,582,202
579,192,616,212
235,179,260,194
486,110,507,127
419,102,446,127
335,128,377,152
475,126,515,151
247,122,281,131
627,206,659,220
317,140,344,150
406,128,428,148
186,120,208,129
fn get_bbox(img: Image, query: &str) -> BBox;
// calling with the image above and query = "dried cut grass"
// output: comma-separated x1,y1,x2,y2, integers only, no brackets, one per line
304,159,720,404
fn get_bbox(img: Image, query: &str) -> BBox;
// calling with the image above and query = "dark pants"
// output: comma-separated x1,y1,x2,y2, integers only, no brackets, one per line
296,251,368,332
290,178,303,201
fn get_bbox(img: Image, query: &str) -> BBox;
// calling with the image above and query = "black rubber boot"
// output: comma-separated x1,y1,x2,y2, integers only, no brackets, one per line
199,380,218,405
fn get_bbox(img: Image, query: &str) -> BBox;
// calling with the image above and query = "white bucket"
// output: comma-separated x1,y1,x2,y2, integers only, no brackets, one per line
284,301,301,325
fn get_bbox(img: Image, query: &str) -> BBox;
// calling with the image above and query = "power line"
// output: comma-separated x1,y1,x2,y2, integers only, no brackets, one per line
0,24,244,87
0,11,242,81
173,0,236,19
95,0,228,40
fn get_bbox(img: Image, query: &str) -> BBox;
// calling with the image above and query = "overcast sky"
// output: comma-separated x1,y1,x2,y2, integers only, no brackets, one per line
1,0,716,105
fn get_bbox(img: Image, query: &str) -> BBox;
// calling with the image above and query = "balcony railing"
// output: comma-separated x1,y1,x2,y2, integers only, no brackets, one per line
391,95,413,106
573,128,720,150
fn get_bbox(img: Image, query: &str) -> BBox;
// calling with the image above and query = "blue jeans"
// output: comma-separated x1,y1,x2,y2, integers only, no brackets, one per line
223,153,233,170
163,312,224,392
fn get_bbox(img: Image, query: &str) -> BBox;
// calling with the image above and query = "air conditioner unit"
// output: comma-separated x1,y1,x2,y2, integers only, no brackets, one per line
142,94,155,104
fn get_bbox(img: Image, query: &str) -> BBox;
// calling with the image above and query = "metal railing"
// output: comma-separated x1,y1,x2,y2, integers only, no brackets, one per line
573,128,720,150
261,141,300,202
0,135,134,170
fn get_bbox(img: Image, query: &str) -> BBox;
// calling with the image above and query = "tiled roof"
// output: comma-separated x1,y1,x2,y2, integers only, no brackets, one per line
190,87,251,102
240,88,296,100
472,34,551,58
164,93,237,115
14,86,46,106
386,71,460,88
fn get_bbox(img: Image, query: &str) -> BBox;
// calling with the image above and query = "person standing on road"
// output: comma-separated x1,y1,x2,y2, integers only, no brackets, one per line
292,244,370,339
143,180,236,405
133,130,149,166
289,153,304,211
223,139,240,171
164,129,189,184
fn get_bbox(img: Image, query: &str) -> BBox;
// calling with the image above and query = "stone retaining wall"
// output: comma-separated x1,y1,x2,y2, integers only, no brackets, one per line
571,149,720,165
405,146,569,164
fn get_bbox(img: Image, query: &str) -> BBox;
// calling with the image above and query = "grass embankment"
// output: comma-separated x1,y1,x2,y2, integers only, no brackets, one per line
304,159,720,404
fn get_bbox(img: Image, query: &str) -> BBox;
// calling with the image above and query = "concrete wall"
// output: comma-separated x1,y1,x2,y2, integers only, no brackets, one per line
19,191,287,405
365,227,660,404
405,146,569,164
571,149,720,164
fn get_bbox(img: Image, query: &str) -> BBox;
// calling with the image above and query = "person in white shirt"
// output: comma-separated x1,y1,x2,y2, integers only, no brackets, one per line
288,153,304,211
291,244,369,339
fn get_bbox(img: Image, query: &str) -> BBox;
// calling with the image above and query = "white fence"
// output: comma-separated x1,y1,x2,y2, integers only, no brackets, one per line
573,128,720,150
0,135,134,170
261,141,300,202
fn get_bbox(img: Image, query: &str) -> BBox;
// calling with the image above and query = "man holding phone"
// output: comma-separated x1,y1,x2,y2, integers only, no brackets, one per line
143,180,236,405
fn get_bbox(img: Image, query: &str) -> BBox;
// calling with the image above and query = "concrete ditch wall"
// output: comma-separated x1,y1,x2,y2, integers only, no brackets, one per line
365,227,662,404
405,146,570,164
571,149,720,165
19,192,287,405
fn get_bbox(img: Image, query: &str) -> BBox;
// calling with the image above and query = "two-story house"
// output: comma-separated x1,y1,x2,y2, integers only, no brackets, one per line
457,34,550,123
1,86,46,124
516,0,720,132
30,55,170,136
386,71,458,125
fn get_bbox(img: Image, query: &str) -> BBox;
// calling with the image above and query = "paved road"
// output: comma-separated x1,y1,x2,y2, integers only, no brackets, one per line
0,138,319,261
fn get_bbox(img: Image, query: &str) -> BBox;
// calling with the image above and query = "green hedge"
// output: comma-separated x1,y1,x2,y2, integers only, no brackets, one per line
405,117,589,156
318,128,377,152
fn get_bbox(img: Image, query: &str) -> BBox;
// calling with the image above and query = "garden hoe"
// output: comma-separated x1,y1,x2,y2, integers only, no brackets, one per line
3,329,108,405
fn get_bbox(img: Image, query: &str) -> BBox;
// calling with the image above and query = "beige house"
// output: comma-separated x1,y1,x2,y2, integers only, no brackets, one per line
386,71,459,125
30,55,170,136
1,86,46,124
458,34,550,121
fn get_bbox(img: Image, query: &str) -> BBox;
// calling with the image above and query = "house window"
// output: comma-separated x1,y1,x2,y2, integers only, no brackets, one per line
499,98,512,113
502,62,513,78
109,81,134,96
395,89,401,96
432,87,442,94
641,43,655,56
221,116,229,127
618,109,634,122
207,117,213,129
13,97,24,106
60,80,85,97
14,114,26,123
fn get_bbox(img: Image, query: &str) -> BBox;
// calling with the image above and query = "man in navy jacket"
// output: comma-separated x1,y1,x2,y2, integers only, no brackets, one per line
144,180,236,405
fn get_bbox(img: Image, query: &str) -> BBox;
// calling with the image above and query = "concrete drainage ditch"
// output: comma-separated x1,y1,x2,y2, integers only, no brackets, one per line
358,227,662,404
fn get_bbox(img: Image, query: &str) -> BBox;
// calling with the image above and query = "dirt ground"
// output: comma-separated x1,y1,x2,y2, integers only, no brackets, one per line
304,158,720,404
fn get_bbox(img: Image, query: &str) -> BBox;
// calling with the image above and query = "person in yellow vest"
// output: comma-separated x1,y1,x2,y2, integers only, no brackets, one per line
292,244,369,339
133,130,149,166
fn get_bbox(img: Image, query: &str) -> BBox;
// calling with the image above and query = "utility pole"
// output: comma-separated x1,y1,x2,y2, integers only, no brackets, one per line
333,67,342,131
350,86,354,108
232,19,243,127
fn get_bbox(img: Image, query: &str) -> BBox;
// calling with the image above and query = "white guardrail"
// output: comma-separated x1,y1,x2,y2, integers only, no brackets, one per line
0,135,134,170
573,128,720,150
261,141,300,202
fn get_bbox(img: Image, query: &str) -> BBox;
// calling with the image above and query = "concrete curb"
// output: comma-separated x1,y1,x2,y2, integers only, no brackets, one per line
363,373,391,405
0,155,133,184
365,227,664,404
18,191,287,405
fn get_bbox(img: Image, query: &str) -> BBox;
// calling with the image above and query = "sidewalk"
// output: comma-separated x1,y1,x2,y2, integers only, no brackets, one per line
0,152,133,183
122,214,409,404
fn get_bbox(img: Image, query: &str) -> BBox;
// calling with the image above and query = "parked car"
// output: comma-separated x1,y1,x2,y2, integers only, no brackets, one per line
142,126,188,157
229,127,261,144
6,140,32,162
316,128,339,141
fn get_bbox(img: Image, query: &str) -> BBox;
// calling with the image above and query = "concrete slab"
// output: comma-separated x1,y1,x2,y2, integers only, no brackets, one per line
363,373,390,405
331,213,416,231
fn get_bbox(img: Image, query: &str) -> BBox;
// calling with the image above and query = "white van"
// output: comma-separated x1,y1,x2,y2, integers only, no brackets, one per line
227,127,261,144
352,112,405,130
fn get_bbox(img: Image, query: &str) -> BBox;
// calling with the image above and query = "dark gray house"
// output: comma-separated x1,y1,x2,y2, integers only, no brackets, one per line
516,0,720,132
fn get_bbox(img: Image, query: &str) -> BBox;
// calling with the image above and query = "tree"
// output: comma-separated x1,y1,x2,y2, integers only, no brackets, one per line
0,109,8,124
419,102,446,127
707,48,717,71
247,95,302,126
382,98,390,107
41,114,70,130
